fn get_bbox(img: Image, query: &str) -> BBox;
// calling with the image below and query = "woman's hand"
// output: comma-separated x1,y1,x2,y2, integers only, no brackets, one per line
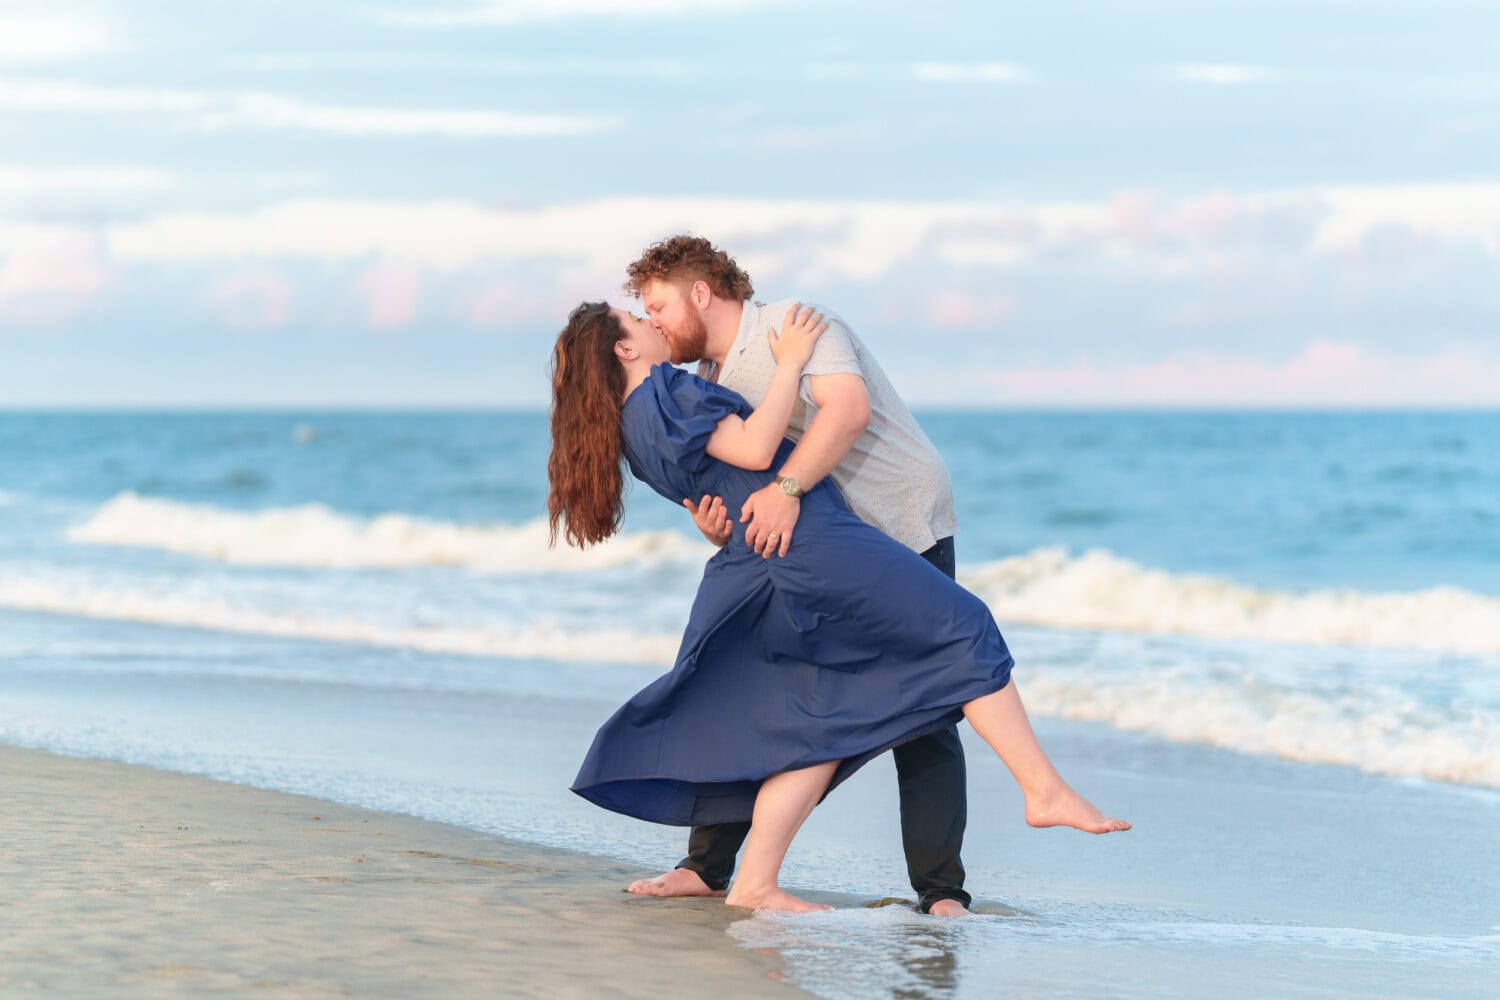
683,494,732,547
767,304,828,368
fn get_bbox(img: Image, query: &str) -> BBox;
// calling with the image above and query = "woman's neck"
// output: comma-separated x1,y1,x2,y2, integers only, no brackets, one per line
620,361,652,403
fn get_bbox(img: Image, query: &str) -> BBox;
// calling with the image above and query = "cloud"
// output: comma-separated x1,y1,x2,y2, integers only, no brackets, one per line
0,229,109,323
0,78,209,112
205,93,615,137
0,164,176,196
984,340,1500,407
11,180,1500,395
379,0,769,27
1311,182,1500,254
0,78,615,137
911,62,1029,84
1173,63,1281,85
936,239,1028,267
93,182,1500,280
235,52,696,80
925,289,1016,329
210,268,295,330
356,262,422,327
0,12,116,64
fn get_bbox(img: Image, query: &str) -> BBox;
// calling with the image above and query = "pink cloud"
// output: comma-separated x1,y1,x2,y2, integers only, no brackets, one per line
0,232,109,323
1109,191,1157,246
1170,190,1243,240
356,263,421,328
985,340,1500,407
468,280,521,326
210,268,294,329
466,278,576,327
926,289,1016,329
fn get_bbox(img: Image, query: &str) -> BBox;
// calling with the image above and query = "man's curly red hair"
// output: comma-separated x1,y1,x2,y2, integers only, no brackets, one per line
623,235,753,302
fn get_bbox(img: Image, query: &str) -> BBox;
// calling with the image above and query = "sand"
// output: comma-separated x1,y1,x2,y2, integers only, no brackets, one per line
0,744,796,998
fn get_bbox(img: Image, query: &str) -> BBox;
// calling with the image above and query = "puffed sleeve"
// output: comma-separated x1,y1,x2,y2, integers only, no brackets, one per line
643,363,747,472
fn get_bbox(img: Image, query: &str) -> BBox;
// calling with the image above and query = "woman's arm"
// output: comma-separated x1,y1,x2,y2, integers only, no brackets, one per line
704,305,826,470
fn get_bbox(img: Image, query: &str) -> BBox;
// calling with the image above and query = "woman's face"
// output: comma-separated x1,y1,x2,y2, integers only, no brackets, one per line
611,307,672,367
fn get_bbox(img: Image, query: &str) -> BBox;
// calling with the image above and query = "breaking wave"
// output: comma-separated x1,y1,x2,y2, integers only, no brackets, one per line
67,492,711,573
1020,669,1499,788
0,575,679,666
961,547,1500,655
61,494,1500,654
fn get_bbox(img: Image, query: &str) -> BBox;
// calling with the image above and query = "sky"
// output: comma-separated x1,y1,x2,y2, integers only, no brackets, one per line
1,0,1499,408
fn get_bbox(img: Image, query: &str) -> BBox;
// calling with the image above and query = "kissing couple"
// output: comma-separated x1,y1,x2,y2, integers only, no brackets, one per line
548,235,1128,915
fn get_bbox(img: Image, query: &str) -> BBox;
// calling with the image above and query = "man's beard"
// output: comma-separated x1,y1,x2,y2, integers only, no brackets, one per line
666,309,709,364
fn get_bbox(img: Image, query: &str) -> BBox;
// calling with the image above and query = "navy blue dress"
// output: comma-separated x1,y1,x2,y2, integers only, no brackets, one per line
571,363,1013,826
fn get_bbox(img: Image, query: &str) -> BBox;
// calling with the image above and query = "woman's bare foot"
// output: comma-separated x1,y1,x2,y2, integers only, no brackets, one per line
724,885,832,913
926,899,971,918
1025,786,1131,834
625,868,726,897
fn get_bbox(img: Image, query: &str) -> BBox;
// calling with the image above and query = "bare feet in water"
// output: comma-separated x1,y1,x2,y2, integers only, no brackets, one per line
1025,785,1131,834
926,899,971,918
724,885,832,913
625,868,726,898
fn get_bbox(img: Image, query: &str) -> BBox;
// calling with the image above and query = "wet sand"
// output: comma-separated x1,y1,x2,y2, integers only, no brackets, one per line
0,744,796,998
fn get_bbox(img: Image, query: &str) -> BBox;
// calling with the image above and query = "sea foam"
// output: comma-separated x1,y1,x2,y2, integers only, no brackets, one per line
0,575,680,665
66,494,1500,654
961,547,1500,655
2,570,1495,787
67,492,711,573
1019,669,1499,788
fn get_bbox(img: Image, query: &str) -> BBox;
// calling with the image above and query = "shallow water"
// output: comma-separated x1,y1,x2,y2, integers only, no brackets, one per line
2,608,1496,998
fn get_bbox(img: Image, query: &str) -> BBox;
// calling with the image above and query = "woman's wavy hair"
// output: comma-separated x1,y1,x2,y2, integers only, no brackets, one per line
547,302,629,548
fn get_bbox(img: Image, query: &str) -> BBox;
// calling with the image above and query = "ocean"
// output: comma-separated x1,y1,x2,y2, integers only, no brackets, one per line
1,408,1497,997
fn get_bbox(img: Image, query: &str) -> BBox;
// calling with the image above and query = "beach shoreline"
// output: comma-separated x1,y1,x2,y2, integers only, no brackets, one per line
0,742,798,998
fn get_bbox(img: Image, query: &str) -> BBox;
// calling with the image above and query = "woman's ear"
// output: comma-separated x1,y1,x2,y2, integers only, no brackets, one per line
614,340,635,362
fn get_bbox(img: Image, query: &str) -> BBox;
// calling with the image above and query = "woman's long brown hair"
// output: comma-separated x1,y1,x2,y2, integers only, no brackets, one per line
548,302,628,548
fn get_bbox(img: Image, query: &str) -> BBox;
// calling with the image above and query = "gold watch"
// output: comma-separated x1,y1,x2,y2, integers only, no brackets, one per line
776,475,804,498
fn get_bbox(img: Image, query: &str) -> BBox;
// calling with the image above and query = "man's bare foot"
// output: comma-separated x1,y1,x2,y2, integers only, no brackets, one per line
724,885,833,913
625,868,726,897
1025,786,1131,834
926,899,971,918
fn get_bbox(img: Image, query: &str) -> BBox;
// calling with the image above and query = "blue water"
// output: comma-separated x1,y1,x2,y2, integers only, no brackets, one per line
1,409,1497,787
3,410,1497,592
3,407,1498,998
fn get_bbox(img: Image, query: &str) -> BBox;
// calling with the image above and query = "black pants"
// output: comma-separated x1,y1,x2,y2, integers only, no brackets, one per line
677,535,970,912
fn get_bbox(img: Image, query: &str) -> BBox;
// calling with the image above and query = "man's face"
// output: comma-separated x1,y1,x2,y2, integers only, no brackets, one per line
641,279,708,364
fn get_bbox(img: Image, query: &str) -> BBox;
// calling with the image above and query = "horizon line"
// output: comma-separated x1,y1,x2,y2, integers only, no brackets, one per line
3,403,1498,415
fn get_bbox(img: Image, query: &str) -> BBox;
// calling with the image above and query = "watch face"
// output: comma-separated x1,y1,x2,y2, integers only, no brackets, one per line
780,477,802,497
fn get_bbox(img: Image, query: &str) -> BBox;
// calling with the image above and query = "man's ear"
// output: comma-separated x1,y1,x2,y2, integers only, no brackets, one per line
691,279,712,310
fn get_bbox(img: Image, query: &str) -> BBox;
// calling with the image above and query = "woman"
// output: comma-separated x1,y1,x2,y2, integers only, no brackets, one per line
549,301,1128,913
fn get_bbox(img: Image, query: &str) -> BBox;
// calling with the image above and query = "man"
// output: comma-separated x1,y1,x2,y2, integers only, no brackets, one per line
621,235,972,917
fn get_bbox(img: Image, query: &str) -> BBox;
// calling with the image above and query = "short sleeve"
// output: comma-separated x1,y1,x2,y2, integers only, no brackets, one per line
641,363,747,472
798,315,864,404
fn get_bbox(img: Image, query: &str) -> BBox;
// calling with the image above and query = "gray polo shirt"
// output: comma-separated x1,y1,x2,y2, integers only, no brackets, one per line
697,298,958,554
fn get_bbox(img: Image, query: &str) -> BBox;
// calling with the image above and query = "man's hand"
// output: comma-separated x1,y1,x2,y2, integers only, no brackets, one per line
740,482,801,558
683,494,732,547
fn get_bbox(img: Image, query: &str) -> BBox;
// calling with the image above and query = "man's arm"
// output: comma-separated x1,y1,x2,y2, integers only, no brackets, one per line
740,372,870,558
